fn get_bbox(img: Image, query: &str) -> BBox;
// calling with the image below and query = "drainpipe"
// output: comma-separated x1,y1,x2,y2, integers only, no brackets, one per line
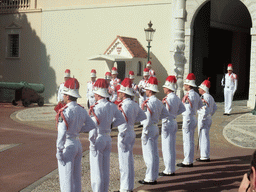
174,0,186,98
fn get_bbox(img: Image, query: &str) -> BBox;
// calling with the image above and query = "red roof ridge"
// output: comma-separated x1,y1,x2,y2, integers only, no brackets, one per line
104,35,147,58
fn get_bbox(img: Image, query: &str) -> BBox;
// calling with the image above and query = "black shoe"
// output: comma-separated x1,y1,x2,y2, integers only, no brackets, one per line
138,180,157,185
176,163,193,167
159,172,175,176
196,158,210,162
113,191,133,192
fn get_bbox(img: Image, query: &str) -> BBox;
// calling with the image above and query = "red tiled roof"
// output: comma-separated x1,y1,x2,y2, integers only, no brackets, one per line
104,36,147,58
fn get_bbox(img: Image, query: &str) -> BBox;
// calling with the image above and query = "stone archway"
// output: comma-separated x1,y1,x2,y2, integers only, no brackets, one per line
188,0,253,103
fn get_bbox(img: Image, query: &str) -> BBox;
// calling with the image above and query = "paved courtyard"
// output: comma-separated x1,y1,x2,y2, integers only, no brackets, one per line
0,100,255,192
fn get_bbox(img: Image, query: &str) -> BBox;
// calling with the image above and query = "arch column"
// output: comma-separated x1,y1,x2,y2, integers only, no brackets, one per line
248,27,256,108
174,0,186,98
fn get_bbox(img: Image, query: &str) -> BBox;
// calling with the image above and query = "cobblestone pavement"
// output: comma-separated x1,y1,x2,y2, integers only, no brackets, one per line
1,100,255,192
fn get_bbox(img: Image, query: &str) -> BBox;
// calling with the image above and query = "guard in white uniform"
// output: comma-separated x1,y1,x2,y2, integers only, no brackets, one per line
117,78,147,192
129,71,139,100
138,76,169,185
221,64,238,115
177,73,203,167
89,79,126,192
55,69,71,112
146,61,155,77
138,68,150,109
87,69,97,108
56,78,96,192
197,78,217,162
160,76,185,176
110,67,121,102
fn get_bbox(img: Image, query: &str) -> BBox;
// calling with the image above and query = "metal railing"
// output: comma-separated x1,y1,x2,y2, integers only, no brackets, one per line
0,0,34,10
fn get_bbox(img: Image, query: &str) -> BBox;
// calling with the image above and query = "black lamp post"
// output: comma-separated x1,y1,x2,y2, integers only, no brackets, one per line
144,21,156,62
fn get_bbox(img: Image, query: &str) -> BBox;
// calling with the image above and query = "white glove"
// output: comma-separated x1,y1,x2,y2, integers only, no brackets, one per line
90,144,97,157
89,129,97,145
141,133,148,145
56,151,65,166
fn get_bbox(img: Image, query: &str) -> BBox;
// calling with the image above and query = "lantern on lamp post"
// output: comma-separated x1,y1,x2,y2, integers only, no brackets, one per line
144,21,156,62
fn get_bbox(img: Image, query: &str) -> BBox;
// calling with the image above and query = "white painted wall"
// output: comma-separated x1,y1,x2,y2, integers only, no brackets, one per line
41,1,174,104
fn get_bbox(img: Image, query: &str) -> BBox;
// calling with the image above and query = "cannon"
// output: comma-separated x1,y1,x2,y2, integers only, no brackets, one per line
0,81,45,107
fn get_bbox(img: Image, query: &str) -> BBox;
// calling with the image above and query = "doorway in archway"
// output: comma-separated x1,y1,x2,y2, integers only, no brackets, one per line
192,0,252,102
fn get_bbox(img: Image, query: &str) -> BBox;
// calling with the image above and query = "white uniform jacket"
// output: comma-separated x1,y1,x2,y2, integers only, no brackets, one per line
89,99,126,143
182,89,203,118
141,95,169,135
118,98,146,141
56,101,96,153
197,93,217,128
221,73,238,94
163,92,186,120
109,78,120,102
138,79,148,104
57,83,64,103
162,92,185,135
110,77,121,87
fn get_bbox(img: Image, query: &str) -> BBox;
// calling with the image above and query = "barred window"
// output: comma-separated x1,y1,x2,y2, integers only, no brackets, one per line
8,34,19,57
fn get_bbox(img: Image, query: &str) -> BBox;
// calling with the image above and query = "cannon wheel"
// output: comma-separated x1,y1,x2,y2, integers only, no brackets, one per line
22,99,30,107
38,98,44,107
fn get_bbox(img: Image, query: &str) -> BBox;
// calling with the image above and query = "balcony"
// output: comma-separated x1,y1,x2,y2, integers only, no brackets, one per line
0,0,39,13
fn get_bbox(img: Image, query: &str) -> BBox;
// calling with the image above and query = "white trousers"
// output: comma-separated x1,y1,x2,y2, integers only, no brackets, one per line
58,139,82,192
224,88,234,114
198,116,212,159
182,116,197,164
141,125,159,182
161,119,177,174
90,134,111,192
118,131,136,192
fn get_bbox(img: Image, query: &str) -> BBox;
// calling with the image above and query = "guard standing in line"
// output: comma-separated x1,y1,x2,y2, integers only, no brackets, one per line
86,69,97,108
146,61,155,77
116,78,147,192
197,78,217,162
105,71,112,101
159,76,185,176
138,68,150,107
55,69,71,112
56,78,96,192
137,68,150,127
89,79,126,192
177,73,203,168
110,67,121,87
221,64,238,115
129,71,139,100
138,76,169,185
110,67,121,102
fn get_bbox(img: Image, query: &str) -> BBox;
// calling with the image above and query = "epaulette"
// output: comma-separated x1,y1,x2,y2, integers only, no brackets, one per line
55,105,69,130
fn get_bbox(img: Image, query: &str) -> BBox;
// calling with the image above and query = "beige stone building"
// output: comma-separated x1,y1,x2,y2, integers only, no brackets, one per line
0,0,255,108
